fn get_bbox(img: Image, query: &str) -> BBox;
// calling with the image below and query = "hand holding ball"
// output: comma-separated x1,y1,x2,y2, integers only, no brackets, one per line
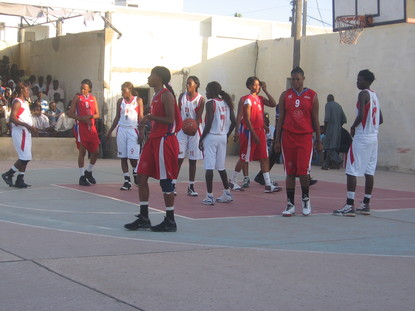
182,118,198,136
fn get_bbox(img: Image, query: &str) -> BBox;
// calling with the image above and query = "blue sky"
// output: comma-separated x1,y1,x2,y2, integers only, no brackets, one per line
183,0,333,29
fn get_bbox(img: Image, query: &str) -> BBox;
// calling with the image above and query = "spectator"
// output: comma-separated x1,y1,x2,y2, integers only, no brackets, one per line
33,75,46,93
53,92,65,111
45,101,62,127
45,75,52,95
47,79,64,102
31,101,50,135
54,102,75,136
0,99,7,136
322,94,347,170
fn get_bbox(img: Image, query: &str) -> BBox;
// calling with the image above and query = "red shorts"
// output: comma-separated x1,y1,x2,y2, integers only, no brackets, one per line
137,134,179,180
281,131,313,176
74,124,100,153
239,128,268,162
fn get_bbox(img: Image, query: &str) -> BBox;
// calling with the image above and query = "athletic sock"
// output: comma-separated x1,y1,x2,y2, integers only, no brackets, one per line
140,201,149,218
287,188,295,205
301,186,309,199
7,166,17,176
87,164,94,172
231,171,239,183
123,173,130,181
363,194,371,204
79,167,85,177
263,172,271,186
172,179,177,185
346,191,355,206
166,207,175,221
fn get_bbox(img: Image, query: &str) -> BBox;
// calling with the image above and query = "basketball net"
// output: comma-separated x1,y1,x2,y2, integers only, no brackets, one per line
335,15,366,44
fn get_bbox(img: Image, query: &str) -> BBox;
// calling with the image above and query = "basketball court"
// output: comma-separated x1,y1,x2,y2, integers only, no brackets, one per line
1,157,414,311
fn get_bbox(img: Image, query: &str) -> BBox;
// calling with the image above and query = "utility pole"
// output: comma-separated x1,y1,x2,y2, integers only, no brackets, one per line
292,0,303,68
302,0,307,37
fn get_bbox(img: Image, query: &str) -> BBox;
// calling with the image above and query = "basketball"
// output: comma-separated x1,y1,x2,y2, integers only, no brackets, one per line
182,118,198,136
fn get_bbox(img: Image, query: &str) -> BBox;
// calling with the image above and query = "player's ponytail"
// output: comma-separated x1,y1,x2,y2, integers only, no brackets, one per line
151,66,175,97
219,90,234,111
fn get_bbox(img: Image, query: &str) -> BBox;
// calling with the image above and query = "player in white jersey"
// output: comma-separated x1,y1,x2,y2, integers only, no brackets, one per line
199,81,236,205
174,76,205,196
2,83,38,188
106,82,143,190
334,70,383,217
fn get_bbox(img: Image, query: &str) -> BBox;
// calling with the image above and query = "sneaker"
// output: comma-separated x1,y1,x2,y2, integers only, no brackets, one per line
14,177,31,189
254,174,265,186
229,181,244,191
242,177,250,188
356,202,371,215
84,171,96,184
264,184,282,193
124,214,152,230
216,191,233,203
202,195,215,205
187,185,198,196
302,197,311,216
2,172,14,187
120,181,132,190
282,202,296,217
150,217,177,232
79,175,90,186
333,205,356,217
172,183,177,196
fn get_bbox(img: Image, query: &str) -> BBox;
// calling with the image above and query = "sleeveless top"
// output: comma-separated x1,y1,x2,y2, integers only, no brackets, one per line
283,88,316,134
75,93,97,133
242,94,265,129
118,96,141,128
208,98,231,135
12,98,33,128
355,89,381,136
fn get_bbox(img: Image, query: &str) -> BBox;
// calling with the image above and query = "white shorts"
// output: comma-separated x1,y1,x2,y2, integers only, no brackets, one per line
203,134,227,170
116,126,141,159
177,129,203,160
12,127,32,161
346,134,378,176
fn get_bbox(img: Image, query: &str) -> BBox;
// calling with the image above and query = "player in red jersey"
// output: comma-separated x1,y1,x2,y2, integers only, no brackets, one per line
124,66,182,232
68,79,100,186
275,67,322,217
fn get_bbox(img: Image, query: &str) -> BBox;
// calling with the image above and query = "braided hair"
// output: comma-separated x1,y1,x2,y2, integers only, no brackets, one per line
151,66,175,97
206,81,234,111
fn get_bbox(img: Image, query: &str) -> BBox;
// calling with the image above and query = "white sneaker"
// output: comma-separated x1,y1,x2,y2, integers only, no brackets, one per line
302,197,311,216
216,190,233,203
282,202,296,217
264,184,282,193
229,180,244,191
202,195,215,205
187,185,198,197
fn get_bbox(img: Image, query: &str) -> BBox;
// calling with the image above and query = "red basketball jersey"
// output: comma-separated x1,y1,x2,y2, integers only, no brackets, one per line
75,93,98,134
242,94,265,129
149,88,182,138
283,88,316,134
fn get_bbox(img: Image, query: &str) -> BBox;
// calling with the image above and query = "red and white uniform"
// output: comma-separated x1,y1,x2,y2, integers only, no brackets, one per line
137,88,182,180
347,89,381,176
177,92,204,160
11,98,32,161
73,93,100,153
281,88,316,176
203,98,231,170
117,96,141,159
239,94,268,162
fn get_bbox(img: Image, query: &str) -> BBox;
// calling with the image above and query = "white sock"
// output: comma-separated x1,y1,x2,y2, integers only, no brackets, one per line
263,172,271,186
11,165,18,172
231,171,239,182
347,191,355,200
79,167,85,176
87,164,94,172
172,179,177,185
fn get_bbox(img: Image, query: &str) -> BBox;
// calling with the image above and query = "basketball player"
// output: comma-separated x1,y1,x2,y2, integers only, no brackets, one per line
199,81,236,205
68,79,100,186
106,82,144,190
173,76,205,196
230,76,281,193
2,83,38,188
333,69,382,216
124,66,182,232
275,67,322,216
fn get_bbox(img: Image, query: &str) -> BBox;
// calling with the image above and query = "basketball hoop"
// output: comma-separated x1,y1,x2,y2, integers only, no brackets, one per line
335,15,367,44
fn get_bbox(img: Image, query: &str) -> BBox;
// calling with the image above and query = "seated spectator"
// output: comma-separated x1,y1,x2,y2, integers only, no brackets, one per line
47,79,65,102
53,92,65,111
33,75,46,93
45,101,62,127
53,102,75,137
0,99,7,136
30,87,49,113
31,101,50,136
45,74,52,95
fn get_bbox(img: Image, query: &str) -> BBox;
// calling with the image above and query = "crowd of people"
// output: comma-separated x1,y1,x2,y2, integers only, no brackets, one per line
0,56,73,138
1,63,383,232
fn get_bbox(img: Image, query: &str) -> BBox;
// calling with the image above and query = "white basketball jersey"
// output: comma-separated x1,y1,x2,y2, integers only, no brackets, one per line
12,98,33,128
355,89,380,136
180,93,203,120
118,96,140,128
209,99,231,135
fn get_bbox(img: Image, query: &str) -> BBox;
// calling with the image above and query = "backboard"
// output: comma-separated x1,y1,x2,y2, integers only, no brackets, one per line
333,0,410,31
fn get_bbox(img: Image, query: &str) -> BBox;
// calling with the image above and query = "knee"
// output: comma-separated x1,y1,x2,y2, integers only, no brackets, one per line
160,179,174,194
